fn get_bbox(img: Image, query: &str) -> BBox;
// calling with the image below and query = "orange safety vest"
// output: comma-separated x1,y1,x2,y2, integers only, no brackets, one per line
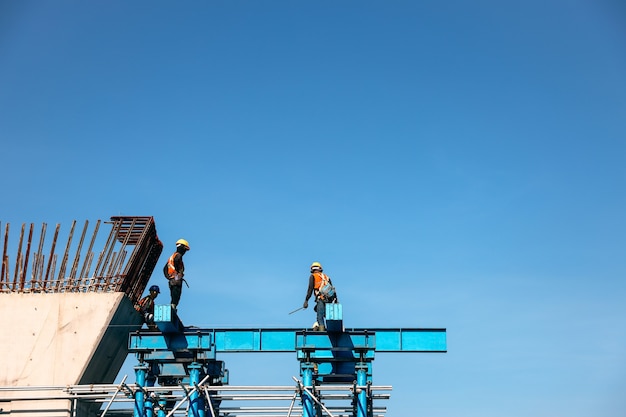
135,296,154,313
165,252,184,280
313,272,331,296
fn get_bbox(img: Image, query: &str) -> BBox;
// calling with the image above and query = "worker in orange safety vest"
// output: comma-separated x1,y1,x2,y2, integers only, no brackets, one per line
303,262,338,331
162,238,190,309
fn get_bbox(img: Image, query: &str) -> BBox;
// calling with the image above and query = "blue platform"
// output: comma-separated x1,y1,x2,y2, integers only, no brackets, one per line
128,303,447,416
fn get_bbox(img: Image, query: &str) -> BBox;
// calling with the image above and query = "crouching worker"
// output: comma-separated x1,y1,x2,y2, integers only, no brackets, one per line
303,262,338,331
135,285,160,329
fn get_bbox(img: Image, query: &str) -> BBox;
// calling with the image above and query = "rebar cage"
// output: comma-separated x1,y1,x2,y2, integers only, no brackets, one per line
0,216,163,304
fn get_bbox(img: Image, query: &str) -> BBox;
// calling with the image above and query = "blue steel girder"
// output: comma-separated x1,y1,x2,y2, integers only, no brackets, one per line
212,327,447,353
129,304,446,416
296,331,376,362
128,327,447,354
129,330,213,353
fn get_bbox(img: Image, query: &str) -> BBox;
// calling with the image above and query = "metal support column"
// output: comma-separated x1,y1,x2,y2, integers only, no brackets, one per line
145,394,154,417
355,362,368,417
145,365,156,417
134,363,149,417
157,398,167,417
188,362,205,417
301,363,316,417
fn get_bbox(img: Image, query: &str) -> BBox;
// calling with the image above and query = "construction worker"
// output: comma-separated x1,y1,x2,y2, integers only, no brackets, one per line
135,285,160,328
302,262,337,331
163,238,190,309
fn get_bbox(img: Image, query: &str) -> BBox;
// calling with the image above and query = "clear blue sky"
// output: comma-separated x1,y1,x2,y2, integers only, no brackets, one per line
2,1,625,416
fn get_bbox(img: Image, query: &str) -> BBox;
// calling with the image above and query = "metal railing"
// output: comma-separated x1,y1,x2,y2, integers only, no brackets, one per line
0,379,392,417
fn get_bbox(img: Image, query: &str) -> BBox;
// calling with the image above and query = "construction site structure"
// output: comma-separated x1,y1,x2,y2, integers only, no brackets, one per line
0,216,162,415
0,216,447,417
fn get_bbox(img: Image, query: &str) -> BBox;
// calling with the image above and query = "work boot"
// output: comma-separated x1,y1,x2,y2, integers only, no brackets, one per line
318,325,326,331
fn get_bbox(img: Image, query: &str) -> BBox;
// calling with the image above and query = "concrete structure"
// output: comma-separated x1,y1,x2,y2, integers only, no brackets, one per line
1,293,139,386
0,293,142,415
0,216,162,416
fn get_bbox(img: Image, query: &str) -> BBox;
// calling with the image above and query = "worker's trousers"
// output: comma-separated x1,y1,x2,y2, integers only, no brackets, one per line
169,280,182,308
315,298,326,327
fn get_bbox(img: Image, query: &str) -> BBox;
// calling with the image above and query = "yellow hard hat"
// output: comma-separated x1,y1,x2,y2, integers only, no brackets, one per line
310,262,322,271
176,239,190,250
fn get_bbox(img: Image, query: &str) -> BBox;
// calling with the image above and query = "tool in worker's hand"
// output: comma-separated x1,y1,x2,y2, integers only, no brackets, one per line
289,307,304,315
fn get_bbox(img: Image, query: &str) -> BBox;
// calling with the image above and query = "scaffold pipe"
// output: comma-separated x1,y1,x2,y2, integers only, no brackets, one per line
188,362,205,417
134,364,149,417
356,363,368,417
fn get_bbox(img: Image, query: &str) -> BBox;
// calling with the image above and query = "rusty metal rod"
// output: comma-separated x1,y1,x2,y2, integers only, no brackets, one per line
13,223,25,291
68,220,89,290
104,251,118,290
33,253,45,290
110,218,136,277
114,251,127,279
49,255,57,290
1,222,8,286
83,252,95,291
20,223,34,291
122,218,152,298
94,219,119,280
109,218,132,287
56,220,76,291
80,220,100,280
43,224,60,290
32,223,47,289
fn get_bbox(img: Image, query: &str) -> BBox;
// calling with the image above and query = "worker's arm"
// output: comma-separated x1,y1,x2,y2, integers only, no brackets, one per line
173,253,184,276
303,275,315,308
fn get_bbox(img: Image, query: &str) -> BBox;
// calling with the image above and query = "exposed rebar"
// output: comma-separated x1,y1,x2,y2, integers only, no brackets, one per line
0,216,162,305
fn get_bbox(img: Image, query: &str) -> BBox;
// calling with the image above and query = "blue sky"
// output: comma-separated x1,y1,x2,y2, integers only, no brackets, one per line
1,1,625,416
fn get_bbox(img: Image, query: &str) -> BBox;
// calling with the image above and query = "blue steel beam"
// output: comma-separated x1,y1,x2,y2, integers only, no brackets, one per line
212,328,297,351
139,304,447,352
362,328,447,352
296,331,376,361
129,328,446,353
210,328,446,353
129,331,213,351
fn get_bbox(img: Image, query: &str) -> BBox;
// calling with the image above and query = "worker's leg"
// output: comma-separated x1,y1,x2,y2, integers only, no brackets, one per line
169,281,182,308
315,298,325,329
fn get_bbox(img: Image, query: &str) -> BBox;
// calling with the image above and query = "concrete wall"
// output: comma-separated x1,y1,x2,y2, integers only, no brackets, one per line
0,292,143,415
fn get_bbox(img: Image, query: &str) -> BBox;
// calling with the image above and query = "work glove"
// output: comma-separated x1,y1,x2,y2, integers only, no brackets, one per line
303,300,308,309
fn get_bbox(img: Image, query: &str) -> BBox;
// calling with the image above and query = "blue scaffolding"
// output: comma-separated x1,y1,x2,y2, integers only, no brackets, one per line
128,304,446,417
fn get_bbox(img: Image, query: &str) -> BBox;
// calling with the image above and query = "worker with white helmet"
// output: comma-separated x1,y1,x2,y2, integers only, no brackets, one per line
162,238,190,309
303,262,338,331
